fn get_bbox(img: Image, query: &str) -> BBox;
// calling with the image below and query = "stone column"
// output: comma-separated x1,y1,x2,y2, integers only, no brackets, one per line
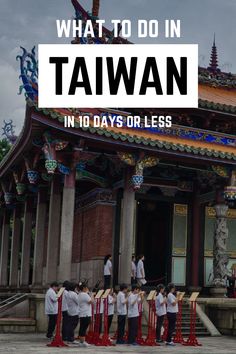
58,170,76,282
9,206,22,288
213,203,229,287
119,168,135,285
32,186,48,290
0,209,11,288
45,175,62,285
20,197,34,288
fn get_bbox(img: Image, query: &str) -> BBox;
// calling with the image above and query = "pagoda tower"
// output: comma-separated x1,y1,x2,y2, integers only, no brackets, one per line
208,34,220,74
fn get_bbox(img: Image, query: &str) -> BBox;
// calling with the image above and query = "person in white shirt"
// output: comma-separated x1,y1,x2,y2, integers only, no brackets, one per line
166,283,178,346
78,283,94,347
127,285,143,345
116,284,128,344
136,255,146,286
107,289,116,334
45,282,59,339
104,255,112,289
62,280,70,341
155,284,167,343
67,283,80,343
131,255,137,285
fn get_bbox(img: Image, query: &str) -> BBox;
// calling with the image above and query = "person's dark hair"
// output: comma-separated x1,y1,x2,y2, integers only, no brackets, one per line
50,281,59,288
138,254,144,260
157,284,165,293
132,255,135,260
132,284,140,292
104,254,111,265
79,282,88,292
120,283,128,291
63,280,70,291
167,282,175,293
68,282,76,291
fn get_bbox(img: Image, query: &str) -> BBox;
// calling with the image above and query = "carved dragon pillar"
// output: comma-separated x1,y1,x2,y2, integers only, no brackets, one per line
212,203,230,288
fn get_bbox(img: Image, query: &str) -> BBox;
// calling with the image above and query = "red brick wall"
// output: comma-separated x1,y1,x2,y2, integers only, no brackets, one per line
72,204,114,263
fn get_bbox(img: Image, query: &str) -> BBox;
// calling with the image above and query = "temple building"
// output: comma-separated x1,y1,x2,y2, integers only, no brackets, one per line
0,0,236,296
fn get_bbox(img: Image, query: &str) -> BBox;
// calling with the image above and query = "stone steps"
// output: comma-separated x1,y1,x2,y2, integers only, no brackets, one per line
0,293,28,314
0,317,36,333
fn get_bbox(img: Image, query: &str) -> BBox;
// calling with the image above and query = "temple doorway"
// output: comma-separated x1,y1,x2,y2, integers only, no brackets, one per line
136,199,172,285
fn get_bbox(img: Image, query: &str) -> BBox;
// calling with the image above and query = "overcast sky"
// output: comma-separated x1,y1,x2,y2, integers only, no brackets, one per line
0,0,235,134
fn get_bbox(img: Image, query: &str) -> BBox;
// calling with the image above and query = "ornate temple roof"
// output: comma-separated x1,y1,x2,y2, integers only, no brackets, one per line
0,0,236,179
27,101,236,163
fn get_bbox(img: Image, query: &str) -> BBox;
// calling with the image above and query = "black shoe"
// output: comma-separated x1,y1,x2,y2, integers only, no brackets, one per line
116,340,126,344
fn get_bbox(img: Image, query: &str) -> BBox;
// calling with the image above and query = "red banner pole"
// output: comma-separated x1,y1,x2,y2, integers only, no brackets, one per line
136,302,145,345
93,298,102,345
183,300,202,346
144,299,159,346
85,301,95,344
173,299,185,344
96,297,114,346
47,293,68,348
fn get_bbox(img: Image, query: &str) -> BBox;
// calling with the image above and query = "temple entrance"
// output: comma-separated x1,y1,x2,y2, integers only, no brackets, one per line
136,199,172,285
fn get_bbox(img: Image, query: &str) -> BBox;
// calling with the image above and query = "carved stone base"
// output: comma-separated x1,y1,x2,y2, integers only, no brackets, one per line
209,287,227,298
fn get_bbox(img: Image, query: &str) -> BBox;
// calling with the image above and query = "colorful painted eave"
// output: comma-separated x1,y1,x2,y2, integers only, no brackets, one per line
30,102,236,163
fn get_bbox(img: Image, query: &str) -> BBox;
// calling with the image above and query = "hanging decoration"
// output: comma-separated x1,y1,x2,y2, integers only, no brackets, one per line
24,154,40,184
42,132,69,175
13,170,26,195
117,152,159,190
224,171,236,202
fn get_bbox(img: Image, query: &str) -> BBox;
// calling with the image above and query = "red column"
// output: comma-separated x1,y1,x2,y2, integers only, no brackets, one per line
191,191,200,287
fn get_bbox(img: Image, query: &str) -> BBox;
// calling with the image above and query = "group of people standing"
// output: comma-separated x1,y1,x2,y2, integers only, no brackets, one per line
104,254,146,288
155,283,179,346
45,254,179,347
45,280,143,346
45,281,100,347
103,254,179,346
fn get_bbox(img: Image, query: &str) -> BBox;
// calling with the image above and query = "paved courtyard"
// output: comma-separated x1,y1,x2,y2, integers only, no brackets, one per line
0,334,235,354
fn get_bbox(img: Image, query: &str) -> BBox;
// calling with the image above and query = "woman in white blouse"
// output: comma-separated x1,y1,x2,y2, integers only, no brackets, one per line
104,254,112,289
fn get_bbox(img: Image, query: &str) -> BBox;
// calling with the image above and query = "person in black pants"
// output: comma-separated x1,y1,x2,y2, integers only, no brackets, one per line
116,284,128,344
127,285,143,345
47,314,57,338
66,282,79,343
155,284,167,343
62,280,70,341
117,315,126,342
166,283,178,346
45,282,59,339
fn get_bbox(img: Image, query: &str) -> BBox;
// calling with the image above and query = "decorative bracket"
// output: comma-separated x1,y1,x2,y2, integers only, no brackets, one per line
117,152,159,190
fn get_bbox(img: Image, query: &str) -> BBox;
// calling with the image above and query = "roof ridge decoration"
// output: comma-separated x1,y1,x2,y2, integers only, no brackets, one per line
71,0,128,44
16,1,236,106
16,47,38,101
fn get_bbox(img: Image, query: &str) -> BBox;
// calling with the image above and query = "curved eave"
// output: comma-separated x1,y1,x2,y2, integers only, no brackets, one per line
31,105,236,165
0,105,33,177
0,102,236,179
